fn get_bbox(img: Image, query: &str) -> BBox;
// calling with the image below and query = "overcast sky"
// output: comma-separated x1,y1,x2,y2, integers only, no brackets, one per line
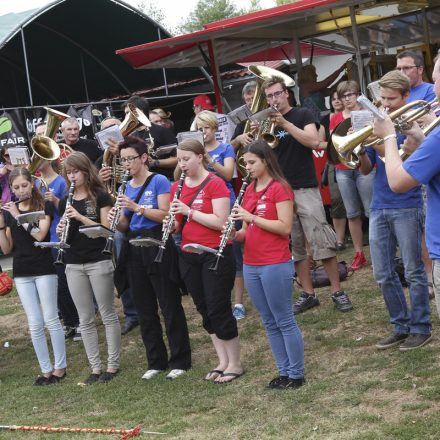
0,0,276,30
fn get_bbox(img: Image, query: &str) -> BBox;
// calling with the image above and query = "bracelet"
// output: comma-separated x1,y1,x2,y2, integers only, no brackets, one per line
383,134,397,142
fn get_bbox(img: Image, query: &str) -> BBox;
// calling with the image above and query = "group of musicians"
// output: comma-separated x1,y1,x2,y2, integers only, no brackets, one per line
1,49,439,391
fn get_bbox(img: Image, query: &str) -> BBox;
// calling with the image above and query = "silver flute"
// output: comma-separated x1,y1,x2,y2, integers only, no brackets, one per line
55,181,75,266
103,170,130,255
154,170,186,263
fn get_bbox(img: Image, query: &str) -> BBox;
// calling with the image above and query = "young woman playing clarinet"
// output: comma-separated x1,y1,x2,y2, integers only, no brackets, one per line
0,168,67,385
108,135,191,381
57,152,121,385
170,138,243,384
231,139,305,390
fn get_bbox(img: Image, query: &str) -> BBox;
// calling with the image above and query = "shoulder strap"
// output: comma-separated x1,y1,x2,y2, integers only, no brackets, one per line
126,173,156,224
187,174,214,208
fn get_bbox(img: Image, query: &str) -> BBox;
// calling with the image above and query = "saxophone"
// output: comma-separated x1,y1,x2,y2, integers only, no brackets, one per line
55,182,75,266
102,170,130,255
154,171,186,263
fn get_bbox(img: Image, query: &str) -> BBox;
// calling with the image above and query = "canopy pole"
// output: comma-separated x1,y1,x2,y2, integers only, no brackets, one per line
207,40,231,113
292,33,302,105
80,52,90,103
349,5,365,93
20,27,33,106
157,28,169,96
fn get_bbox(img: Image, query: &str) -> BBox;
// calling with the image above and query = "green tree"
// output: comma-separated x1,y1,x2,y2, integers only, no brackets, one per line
179,0,244,34
135,1,176,34
274,0,297,5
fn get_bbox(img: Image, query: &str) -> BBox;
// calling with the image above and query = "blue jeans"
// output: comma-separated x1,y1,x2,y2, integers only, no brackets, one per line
244,261,304,379
336,168,375,218
15,274,67,374
369,208,431,334
114,231,138,323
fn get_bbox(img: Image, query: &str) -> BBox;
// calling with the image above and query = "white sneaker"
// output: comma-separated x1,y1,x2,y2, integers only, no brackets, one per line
166,369,186,380
141,369,163,380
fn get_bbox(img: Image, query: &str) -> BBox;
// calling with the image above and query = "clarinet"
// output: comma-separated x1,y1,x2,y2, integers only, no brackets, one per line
209,174,251,271
103,170,130,255
55,182,75,266
155,171,186,263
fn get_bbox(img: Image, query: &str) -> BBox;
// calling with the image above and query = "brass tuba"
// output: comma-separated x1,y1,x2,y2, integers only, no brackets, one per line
328,100,438,169
236,66,295,175
102,104,155,197
29,107,65,189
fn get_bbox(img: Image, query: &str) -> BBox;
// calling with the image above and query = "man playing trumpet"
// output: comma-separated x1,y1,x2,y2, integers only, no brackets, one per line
359,70,431,351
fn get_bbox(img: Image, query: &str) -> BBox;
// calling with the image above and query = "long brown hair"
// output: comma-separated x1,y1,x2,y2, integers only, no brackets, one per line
62,151,105,205
9,167,45,211
242,139,291,189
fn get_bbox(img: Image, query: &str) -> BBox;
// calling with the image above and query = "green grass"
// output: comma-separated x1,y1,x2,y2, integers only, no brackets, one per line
1,244,440,439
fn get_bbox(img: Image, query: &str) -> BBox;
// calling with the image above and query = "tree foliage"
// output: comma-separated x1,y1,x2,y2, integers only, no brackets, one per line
179,0,248,34
135,1,174,34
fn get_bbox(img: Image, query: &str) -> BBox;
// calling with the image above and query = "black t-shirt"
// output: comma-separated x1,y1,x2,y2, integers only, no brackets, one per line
4,202,56,277
70,138,102,164
231,120,246,141
59,190,113,264
137,124,176,180
273,107,318,189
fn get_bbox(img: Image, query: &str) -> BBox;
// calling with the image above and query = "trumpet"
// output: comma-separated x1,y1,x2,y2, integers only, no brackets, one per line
102,171,130,256
128,171,186,263
182,174,251,271
55,182,75,266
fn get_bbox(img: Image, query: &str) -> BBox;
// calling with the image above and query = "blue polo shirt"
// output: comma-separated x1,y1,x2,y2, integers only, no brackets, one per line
207,143,236,204
408,82,435,104
124,174,170,231
36,175,68,242
366,133,423,210
404,126,440,259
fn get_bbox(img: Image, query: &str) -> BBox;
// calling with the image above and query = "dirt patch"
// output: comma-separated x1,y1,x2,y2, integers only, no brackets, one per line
0,310,28,339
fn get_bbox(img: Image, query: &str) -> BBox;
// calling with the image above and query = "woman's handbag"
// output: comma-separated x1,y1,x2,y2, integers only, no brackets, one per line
310,261,351,288
0,271,13,296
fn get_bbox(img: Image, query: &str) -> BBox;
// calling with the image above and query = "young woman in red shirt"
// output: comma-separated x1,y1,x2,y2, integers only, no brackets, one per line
231,139,305,390
169,139,243,383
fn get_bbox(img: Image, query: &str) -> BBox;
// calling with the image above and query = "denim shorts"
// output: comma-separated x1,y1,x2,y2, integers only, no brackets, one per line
336,168,375,219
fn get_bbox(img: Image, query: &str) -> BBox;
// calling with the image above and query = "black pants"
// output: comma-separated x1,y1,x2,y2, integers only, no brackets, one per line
51,248,79,328
127,242,191,371
179,245,237,341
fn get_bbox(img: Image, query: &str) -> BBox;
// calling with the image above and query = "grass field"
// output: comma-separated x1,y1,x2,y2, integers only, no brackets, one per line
1,245,439,440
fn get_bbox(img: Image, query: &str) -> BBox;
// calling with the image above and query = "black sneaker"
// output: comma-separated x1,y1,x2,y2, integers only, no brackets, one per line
284,377,306,389
64,326,75,339
331,291,353,312
399,333,432,351
99,371,118,383
293,292,320,314
83,373,101,385
266,376,289,389
34,375,53,386
376,333,409,350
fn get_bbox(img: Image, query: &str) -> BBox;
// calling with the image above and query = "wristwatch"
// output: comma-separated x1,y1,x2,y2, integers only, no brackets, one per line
136,205,146,216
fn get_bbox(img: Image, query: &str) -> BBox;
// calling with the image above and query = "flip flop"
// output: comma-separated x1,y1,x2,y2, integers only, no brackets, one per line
204,369,223,381
214,371,245,384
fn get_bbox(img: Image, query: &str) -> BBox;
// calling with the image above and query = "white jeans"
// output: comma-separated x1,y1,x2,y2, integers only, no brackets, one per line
15,274,66,374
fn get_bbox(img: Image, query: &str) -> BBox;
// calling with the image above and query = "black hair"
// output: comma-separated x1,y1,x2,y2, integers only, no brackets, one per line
122,95,150,115
118,135,149,164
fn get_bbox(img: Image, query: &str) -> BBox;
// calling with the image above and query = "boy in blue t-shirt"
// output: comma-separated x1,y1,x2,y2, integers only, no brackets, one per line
359,70,431,351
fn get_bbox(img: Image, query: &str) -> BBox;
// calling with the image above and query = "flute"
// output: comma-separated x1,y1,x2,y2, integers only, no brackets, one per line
55,182,75,266
209,174,251,271
154,170,186,263
102,170,130,255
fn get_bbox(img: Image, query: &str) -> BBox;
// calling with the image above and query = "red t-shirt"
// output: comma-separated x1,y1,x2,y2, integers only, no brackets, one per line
171,173,230,250
242,180,293,266
330,112,350,171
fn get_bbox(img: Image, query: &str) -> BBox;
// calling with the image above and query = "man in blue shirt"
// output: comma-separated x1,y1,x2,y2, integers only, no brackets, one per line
359,70,431,351
396,50,435,103
377,51,440,321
